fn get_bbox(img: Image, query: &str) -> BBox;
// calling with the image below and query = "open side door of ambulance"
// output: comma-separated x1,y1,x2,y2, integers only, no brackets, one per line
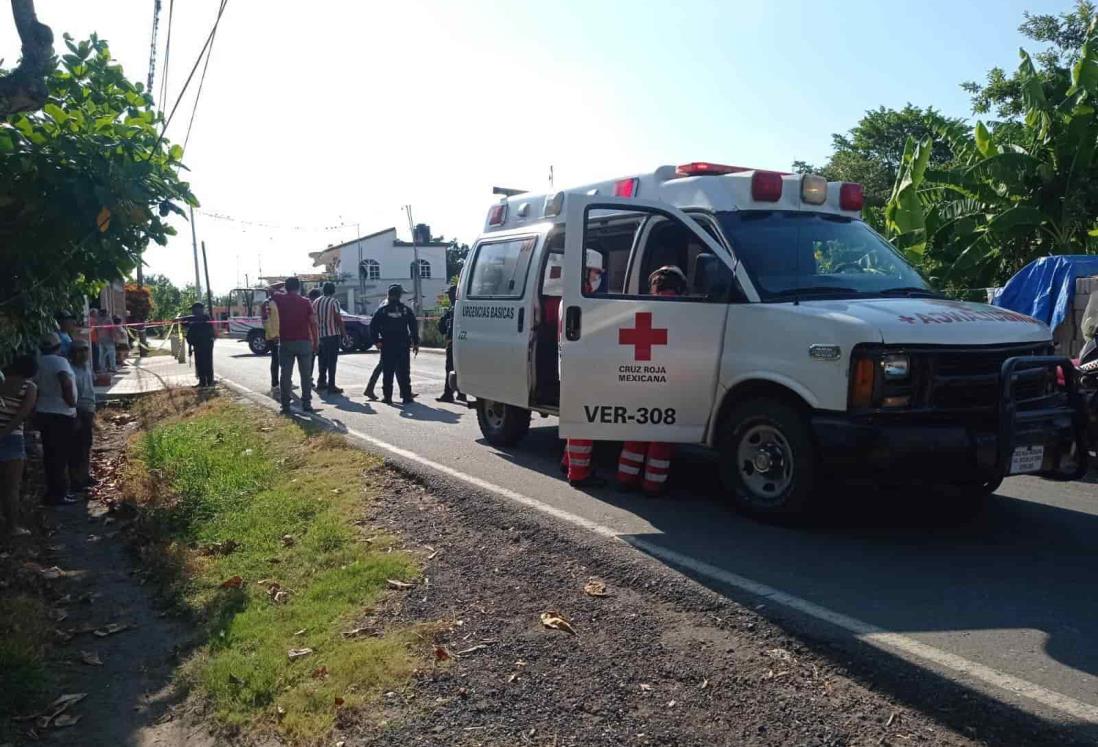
454,229,545,408
559,195,743,443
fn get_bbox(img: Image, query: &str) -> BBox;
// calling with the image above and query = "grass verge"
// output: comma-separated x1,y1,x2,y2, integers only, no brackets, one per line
124,389,419,742
0,594,51,736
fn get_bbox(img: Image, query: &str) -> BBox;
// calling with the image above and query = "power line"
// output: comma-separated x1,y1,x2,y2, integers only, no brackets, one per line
183,0,222,153
195,209,361,233
160,0,228,139
158,0,174,111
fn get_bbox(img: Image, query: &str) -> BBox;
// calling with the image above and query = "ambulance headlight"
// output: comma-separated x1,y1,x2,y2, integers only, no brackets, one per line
800,174,828,205
882,353,910,380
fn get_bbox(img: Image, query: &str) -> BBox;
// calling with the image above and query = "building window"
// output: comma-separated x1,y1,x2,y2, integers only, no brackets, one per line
416,259,432,279
359,259,380,281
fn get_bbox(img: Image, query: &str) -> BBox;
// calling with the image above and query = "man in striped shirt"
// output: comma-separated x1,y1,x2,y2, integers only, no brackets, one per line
313,282,346,394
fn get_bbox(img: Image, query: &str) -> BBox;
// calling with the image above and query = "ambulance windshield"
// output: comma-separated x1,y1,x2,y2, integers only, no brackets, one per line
717,211,934,301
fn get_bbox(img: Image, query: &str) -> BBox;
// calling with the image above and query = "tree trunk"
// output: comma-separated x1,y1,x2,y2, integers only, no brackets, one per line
0,0,54,117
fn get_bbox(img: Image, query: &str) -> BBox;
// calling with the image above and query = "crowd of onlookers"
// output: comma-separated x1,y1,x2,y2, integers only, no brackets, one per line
0,310,131,537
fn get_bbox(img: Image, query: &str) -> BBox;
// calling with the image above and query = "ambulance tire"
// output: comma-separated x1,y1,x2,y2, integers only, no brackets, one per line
476,399,531,447
718,397,816,519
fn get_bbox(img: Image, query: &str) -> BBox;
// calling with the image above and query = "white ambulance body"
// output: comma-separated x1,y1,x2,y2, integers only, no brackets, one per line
454,163,1082,516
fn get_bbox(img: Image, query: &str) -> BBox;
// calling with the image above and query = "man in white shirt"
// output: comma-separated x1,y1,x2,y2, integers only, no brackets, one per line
68,340,97,492
35,333,79,505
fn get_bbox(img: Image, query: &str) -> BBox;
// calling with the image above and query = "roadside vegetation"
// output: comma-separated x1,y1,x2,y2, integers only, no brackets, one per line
0,594,51,737
123,390,419,741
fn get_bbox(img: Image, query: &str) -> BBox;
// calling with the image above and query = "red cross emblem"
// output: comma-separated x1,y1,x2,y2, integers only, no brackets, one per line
618,312,668,361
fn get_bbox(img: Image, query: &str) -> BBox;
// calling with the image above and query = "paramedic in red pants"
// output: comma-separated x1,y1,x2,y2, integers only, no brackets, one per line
617,265,687,496
561,249,605,487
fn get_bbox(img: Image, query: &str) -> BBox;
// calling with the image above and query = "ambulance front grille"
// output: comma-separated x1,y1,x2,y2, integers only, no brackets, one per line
919,344,1051,412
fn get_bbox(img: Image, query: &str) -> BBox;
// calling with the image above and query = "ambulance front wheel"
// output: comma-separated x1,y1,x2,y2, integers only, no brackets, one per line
718,397,816,518
476,399,531,447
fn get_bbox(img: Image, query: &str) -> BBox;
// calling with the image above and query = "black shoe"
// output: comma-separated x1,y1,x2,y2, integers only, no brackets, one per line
328,386,344,395
456,393,468,402
436,395,455,403
568,475,607,489
315,384,328,393
302,404,317,413
279,407,292,416
364,389,378,401
402,398,415,405
382,397,393,405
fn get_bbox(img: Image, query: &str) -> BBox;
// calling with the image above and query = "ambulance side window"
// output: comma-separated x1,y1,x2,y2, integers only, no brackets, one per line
584,213,645,295
467,236,537,299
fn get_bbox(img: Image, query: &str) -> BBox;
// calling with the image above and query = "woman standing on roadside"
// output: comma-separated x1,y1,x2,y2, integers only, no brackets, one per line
0,355,39,536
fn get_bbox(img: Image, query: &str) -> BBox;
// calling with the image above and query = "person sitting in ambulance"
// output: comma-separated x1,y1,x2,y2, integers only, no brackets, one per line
616,265,687,496
560,249,606,488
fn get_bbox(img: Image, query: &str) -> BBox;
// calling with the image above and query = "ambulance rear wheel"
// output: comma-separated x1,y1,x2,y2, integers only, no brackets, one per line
476,399,531,447
718,398,816,518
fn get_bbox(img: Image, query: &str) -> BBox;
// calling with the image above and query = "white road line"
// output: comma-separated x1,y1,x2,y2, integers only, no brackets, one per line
220,376,1098,724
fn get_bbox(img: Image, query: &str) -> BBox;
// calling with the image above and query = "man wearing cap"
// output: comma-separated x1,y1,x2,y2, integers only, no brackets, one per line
56,311,78,357
35,333,79,505
370,284,419,405
184,302,217,387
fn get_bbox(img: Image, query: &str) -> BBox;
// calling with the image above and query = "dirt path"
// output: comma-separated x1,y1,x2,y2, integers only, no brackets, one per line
342,472,1078,747
7,413,214,747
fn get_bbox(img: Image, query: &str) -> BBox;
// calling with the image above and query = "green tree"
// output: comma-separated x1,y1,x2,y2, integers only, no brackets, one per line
146,273,199,320
793,105,961,229
886,22,1098,291
0,34,196,361
446,241,470,280
963,1,1097,118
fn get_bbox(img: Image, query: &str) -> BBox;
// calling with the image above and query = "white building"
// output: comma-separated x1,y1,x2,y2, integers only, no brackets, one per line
309,226,449,315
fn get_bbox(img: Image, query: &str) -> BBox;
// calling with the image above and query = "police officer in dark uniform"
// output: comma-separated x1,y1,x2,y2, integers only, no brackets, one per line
370,284,418,405
183,302,216,387
436,284,464,403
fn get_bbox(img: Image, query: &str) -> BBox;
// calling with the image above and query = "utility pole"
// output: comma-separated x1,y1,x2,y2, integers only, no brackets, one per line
189,205,202,297
403,205,423,315
201,241,214,314
134,0,162,357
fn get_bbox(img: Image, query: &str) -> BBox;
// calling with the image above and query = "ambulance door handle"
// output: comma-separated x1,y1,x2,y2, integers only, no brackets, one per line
517,307,525,333
564,306,581,341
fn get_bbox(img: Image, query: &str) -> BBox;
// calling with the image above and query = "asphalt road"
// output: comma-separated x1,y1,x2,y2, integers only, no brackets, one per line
214,341,1098,738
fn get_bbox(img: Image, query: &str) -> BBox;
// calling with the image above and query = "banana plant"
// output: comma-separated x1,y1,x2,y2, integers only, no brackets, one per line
886,21,1098,291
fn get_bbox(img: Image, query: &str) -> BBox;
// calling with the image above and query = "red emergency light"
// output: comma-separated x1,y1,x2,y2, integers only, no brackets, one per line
751,171,783,202
487,203,507,226
840,182,864,211
675,162,752,177
613,178,639,198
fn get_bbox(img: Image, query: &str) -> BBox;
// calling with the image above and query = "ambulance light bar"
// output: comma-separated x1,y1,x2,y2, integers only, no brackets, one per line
487,202,507,226
675,162,752,177
801,174,827,205
840,182,864,212
751,171,783,202
614,178,639,198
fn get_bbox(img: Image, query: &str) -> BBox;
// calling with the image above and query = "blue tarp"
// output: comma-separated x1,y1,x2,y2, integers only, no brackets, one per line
992,255,1098,329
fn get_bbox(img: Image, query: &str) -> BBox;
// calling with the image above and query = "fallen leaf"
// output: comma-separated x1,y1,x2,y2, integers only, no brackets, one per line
219,575,243,589
287,648,313,661
640,683,652,692
583,579,609,597
79,651,102,666
434,645,452,662
48,608,68,623
342,626,377,639
386,579,413,590
39,566,64,580
667,700,676,708
48,693,87,710
508,672,519,683
539,611,577,635
293,628,307,637
281,534,295,547
700,678,709,689
334,696,345,708
93,623,129,637
311,666,329,680
53,628,73,643
272,591,290,605
53,714,81,728
455,643,491,656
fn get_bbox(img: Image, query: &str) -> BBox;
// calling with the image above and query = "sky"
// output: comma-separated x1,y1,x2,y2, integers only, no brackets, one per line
0,0,1076,293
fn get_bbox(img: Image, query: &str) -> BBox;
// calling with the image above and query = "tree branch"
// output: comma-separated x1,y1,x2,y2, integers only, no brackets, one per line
0,0,54,118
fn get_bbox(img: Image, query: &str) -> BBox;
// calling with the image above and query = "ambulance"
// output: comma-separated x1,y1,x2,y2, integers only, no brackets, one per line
452,163,1090,516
